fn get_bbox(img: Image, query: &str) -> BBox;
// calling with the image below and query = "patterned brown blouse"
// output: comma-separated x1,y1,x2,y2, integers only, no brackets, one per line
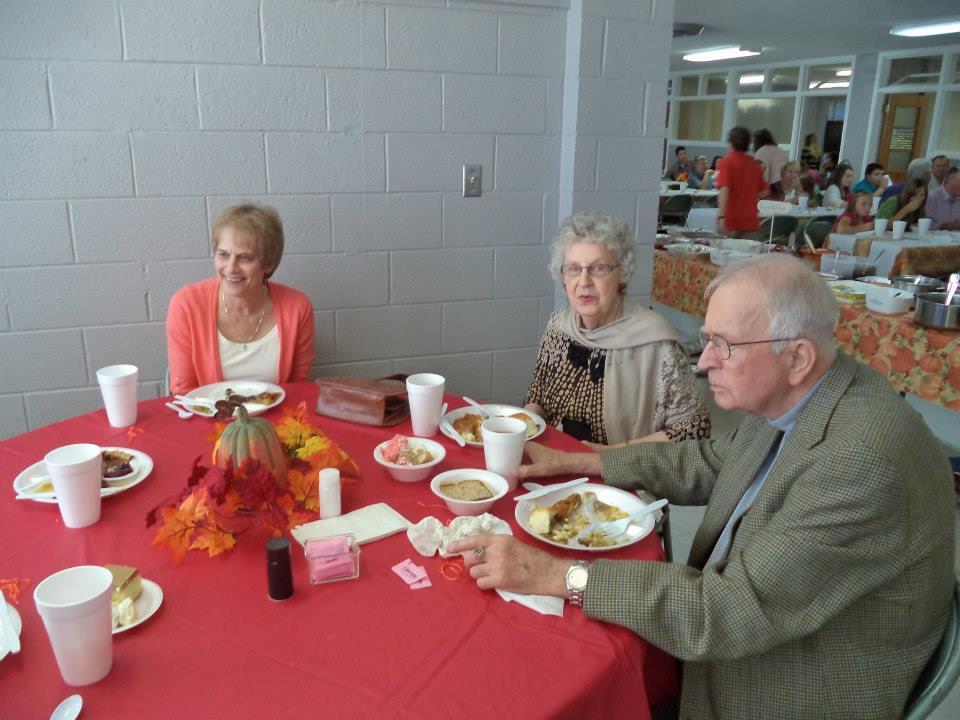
524,322,711,445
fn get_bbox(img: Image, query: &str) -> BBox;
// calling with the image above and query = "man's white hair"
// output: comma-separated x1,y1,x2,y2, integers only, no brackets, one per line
706,255,839,361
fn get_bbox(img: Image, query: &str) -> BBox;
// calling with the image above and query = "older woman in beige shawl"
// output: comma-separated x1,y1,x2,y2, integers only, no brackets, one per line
524,212,709,447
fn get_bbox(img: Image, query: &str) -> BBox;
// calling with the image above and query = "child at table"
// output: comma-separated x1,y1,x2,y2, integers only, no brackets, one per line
833,192,874,234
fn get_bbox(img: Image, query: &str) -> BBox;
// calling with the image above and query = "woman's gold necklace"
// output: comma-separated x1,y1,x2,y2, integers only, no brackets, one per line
221,283,268,350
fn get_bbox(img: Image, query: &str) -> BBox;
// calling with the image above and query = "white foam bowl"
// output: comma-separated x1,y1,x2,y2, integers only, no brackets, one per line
431,469,509,516
373,438,446,482
866,286,914,314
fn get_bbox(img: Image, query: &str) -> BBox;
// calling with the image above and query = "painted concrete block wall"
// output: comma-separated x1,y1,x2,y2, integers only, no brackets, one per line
0,0,673,439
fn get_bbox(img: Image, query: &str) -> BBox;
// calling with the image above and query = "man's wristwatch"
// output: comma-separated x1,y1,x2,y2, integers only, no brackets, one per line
565,560,589,607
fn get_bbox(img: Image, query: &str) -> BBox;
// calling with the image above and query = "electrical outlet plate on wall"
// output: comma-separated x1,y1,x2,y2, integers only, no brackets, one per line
462,164,482,197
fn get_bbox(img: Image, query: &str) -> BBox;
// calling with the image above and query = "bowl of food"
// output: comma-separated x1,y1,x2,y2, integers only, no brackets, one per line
665,243,711,258
721,238,764,254
709,247,752,267
373,435,446,482
891,275,945,294
914,292,960,330
856,275,892,286
431,469,509,516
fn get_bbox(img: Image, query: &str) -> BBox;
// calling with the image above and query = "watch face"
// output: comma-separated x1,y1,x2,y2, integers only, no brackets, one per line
568,566,588,590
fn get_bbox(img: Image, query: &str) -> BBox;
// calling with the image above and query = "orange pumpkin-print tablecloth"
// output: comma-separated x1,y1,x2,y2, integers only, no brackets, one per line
652,250,960,411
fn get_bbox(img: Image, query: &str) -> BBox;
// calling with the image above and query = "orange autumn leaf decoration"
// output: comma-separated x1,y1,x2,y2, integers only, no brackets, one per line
147,404,358,564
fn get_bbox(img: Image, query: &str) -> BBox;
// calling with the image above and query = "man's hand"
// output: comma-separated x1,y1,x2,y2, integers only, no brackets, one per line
445,533,569,596
513,442,602,481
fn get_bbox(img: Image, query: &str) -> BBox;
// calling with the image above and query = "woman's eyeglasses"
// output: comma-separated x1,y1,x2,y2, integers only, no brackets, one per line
560,262,619,277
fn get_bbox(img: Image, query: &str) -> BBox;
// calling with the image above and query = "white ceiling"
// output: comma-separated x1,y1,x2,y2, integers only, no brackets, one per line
670,0,960,71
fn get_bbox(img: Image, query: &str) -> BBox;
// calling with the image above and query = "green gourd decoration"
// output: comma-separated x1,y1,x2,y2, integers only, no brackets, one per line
212,405,287,484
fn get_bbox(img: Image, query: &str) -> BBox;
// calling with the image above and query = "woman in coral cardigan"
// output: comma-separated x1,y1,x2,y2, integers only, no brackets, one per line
166,203,315,395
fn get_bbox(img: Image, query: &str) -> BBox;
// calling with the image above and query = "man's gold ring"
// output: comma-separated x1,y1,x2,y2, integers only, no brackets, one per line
473,546,486,562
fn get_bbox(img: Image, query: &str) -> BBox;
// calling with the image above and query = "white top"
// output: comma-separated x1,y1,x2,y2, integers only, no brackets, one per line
218,325,281,383
822,184,845,210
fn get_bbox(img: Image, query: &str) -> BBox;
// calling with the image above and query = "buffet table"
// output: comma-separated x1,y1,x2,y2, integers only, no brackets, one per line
825,231,960,277
0,384,677,719
652,250,960,411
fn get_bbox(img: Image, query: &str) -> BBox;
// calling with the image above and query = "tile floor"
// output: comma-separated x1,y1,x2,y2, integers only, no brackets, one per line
665,378,960,718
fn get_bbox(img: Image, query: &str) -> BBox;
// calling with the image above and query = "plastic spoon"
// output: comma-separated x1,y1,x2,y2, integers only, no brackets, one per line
460,396,491,417
165,402,193,419
50,695,82,720
438,403,465,448
945,273,959,307
590,499,669,539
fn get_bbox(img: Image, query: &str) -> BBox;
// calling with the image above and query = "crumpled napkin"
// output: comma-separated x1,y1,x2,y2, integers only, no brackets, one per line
407,514,564,617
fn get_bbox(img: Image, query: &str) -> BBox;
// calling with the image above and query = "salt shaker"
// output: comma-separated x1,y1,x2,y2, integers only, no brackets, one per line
319,468,341,519
266,537,293,601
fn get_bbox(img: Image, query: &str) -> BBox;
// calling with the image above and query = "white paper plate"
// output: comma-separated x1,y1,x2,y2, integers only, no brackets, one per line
0,602,22,662
515,484,655,552
12,447,154,504
439,404,545,448
114,578,163,635
183,381,285,418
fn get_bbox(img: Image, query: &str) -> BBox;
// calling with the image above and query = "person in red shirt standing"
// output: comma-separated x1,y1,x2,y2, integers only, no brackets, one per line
716,126,769,238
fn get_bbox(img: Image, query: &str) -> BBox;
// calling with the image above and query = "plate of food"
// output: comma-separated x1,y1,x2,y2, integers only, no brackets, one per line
106,564,163,635
515,484,656,551
12,447,154,504
181,381,285,419
440,404,545,447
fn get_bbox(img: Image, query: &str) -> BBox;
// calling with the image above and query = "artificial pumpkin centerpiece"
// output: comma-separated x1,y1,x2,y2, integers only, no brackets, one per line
213,405,287,485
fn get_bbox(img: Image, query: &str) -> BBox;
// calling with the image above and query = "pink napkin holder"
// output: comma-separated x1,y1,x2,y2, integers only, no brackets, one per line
304,534,360,585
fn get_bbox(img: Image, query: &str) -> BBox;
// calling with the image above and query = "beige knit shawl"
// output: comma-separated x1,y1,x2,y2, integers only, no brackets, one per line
554,298,682,444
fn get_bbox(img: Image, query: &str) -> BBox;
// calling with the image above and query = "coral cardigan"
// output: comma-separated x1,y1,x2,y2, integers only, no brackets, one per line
166,278,315,395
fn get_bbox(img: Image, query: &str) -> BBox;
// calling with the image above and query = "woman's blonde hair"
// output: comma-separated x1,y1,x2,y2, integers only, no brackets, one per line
211,203,285,278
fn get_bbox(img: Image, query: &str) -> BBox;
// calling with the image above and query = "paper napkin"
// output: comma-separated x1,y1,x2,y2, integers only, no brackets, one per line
406,514,564,617
292,503,411,547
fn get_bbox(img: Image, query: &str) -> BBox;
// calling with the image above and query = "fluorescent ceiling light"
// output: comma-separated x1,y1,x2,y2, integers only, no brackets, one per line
739,74,764,85
683,46,761,63
890,19,960,37
835,69,852,77
808,81,850,89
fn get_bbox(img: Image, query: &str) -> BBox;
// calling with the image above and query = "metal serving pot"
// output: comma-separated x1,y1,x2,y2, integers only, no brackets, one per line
891,275,945,293
914,292,960,330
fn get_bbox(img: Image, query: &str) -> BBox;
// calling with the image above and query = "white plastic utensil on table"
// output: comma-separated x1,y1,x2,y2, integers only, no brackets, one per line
945,272,959,306
173,394,216,408
50,694,82,720
165,402,193,419
438,403,465,448
461,396,491,417
589,498,668,539
513,477,590,502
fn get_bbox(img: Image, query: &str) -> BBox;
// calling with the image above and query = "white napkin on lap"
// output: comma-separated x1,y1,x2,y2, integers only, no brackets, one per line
292,503,411,546
407,514,565,617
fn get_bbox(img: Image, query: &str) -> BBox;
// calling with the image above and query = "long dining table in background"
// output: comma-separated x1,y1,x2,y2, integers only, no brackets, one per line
0,383,677,719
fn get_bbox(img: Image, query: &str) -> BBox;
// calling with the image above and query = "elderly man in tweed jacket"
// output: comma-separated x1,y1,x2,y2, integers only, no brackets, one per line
448,255,955,720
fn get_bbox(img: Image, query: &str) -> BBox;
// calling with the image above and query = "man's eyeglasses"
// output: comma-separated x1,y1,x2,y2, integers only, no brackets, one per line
698,330,798,360
560,262,619,277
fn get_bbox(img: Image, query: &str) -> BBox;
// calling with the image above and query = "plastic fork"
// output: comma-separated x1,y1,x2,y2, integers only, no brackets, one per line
461,396,491,417
439,403,465,447
589,499,669,538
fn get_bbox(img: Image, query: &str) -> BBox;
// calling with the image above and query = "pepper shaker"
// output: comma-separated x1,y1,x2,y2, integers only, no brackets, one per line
266,537,293,601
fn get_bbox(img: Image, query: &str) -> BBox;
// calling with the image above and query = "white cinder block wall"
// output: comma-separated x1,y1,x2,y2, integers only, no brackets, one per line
0,0,674,439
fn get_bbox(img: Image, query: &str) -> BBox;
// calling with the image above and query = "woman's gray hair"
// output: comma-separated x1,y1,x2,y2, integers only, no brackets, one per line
706,255,838,361
548,211,636,284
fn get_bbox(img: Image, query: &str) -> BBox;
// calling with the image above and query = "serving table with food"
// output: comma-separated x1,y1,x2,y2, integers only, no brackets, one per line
0,383,677,719
652,249,960,411
826,230,960,278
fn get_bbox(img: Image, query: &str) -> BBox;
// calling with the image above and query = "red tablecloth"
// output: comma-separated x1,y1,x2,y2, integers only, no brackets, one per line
0,384,677,719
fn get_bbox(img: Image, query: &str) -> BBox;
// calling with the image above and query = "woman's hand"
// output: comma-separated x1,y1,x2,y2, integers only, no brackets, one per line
446,533,569,596
513,442,602,481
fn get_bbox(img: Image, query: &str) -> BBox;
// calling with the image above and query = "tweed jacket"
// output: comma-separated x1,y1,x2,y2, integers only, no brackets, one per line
588,353,955,720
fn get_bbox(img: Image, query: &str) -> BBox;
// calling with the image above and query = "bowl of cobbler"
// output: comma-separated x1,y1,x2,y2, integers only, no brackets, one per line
430,469,509,515
374,435,446,482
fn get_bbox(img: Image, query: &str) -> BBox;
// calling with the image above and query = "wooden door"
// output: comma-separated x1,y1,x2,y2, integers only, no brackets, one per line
876,94,928,182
